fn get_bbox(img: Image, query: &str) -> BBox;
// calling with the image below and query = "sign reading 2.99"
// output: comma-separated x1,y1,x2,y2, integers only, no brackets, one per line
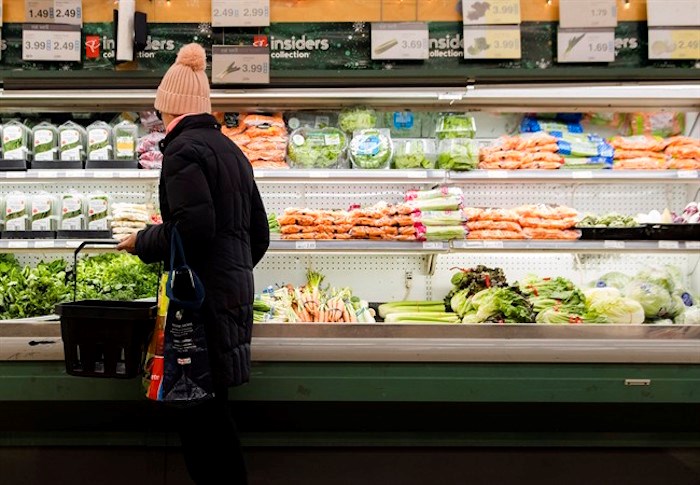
211,0,270,27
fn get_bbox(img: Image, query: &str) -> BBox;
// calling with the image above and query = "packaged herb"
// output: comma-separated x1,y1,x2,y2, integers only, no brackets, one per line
4,191,29,231
58,121,86,161
32,122,59,161
87,121,114,161
2,121,30,160
61,191,85,231
30,192,57,231
113,120,138,160
87,193,110,231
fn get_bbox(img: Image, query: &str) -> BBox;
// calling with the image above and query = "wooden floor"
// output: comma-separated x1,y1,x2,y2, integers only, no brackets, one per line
2,447,699,485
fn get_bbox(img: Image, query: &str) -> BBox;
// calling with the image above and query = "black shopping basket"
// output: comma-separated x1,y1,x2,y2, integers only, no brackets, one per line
55,241,157,379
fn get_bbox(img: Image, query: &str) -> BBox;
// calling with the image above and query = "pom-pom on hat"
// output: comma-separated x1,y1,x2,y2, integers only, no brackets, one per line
155,43,211,115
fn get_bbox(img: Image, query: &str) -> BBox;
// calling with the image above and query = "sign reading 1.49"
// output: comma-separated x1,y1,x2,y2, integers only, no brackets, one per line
25,0,83,26
211,0,270,27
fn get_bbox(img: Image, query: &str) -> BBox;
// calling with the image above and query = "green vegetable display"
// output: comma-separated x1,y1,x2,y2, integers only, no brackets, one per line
338,107,377,133
518,276,587,316
445,266,508,309
392,139,435,169
436,139,479,170
0,254,159,320
287,127,347,168
349,129,392,169
268,213,280,233
577,213,639,228
435,113,477,139
459,287,535,324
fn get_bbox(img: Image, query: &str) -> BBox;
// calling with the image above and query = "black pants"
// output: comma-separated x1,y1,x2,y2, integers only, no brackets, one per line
176,386,248,484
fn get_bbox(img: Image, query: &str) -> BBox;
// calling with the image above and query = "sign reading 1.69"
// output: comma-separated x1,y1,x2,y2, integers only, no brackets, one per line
211,0,270,27
22,24,81,62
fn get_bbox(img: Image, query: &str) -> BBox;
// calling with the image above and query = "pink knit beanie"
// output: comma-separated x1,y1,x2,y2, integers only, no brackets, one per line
155,43,211,115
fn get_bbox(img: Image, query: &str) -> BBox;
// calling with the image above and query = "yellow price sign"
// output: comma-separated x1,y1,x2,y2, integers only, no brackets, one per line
648,28,700,60
463,26,521,59
462,0,520,25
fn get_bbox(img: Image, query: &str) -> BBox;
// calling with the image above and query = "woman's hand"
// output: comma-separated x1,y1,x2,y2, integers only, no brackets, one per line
116,233,138,254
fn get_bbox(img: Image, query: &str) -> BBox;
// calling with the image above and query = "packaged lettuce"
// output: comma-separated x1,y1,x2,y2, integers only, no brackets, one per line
436,138,479,171
392,139,436,169
4,191,29,231
32,122,58,161
435,113,476,140
30,192,57,231
287,127,348,168
87,193,110,231
2,120,30,160
286,111,338,130
338,107,377,133
349,129,392,169
87,121,114,161
384,111,422,138
58,121,86,161
113,120,138,160
61,191,85,231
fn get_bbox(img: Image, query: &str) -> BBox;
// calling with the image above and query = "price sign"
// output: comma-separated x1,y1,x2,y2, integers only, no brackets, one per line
212,45,270,84
686,241,700,250
422,241,444,250
463,26,521,59
308,171,330,178
559,0,617,29
406,171,428,179
211,0,270,27
483,240,504,249
677,170,699,179
648,28,700,60
486,170,509,179
295,241,317,250
557,29,615,63
604,240,625,249
647,0,700,27
659,240,680,250
371,22,429,60
22,24,81,61
26,0,82,26
462,0,520,25
35,240,56,249
8,241,30,249
571,170,594,179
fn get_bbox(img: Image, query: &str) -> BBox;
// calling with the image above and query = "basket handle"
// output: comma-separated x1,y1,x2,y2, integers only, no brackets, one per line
69,240,120,302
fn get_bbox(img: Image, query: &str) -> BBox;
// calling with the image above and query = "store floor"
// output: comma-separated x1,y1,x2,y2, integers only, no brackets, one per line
2,447,699,485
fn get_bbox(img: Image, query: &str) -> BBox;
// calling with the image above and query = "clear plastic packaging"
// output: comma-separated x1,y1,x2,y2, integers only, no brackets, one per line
4,191,29,231
405,186,463,201
285,111,338,130
287,127,348,169
60,191,86,231
30,192,57,231
32,122,59,161
2,121,31,160
392,139,436,169
338,107,377,133
112,120,138,160
58,121,87,161
349,129,393,170
383,111,422,138
435,113,476,140
87,193,111,231
87,121,114,161
436,138,479,171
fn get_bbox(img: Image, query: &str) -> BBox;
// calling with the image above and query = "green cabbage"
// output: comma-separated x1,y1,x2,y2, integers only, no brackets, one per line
623,281,683,320
584,288,645,324
589,272,631,291
674,307,700,325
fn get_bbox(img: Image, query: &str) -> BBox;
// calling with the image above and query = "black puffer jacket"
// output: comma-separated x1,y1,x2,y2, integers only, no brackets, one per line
135,114,269,388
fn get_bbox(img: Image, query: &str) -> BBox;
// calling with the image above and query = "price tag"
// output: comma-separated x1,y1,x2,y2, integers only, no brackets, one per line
5,172,25,179
463,26,521,59
71,170,86,178
211,0,270,27
559,0,617,29
254,170,267,178
212,45,270,84
557,29,615,63
371,22,429,60
116,171,134,178
462,0,521,25
571,170,594,179
464,241,485,248
91,171,111,178
38,170,58,178
438,92,464,101
648,28,700,60
659,240,680,249
22,24,81,62
308,171,330,178
604,240,625,249
647,0,700,28
65,240,81,248
407,171,428,179
484,240,504,249
678,170,699,179
25,0,82,26
8,241,30,249
686,241,700,250
34,240,56,249
422,241,444,250
486,170,509,179
295,241,317,250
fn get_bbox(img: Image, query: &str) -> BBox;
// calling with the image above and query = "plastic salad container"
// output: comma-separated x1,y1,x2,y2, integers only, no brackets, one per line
435,113,477,140
392,139,436,169
287,127,348,169
349,129,393,170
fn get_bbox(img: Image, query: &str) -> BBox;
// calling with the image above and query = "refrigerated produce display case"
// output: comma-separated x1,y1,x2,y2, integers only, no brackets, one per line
0,80,699,463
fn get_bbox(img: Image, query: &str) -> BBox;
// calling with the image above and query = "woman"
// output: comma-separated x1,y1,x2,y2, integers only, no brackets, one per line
117,43,269,484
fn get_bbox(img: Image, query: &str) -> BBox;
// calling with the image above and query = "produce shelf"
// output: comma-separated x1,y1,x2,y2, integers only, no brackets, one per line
0,239,117,252
452,240,700,253
0,169,159,180
254,169,448,184
448,169,700,184
268,240,450,254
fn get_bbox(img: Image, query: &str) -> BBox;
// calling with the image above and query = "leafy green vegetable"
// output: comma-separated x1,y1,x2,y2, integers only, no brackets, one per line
393,140,434,169
624,280,684,320
268,213,280,233
435,114,476,140
578,213,639,228
583,287,646,324
445,266,508,309
589,272,631,290
518,276,587,316
436,139,479,170
349,129,392,169
460,287,535,323
338,108,377,133
287,128,347,168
